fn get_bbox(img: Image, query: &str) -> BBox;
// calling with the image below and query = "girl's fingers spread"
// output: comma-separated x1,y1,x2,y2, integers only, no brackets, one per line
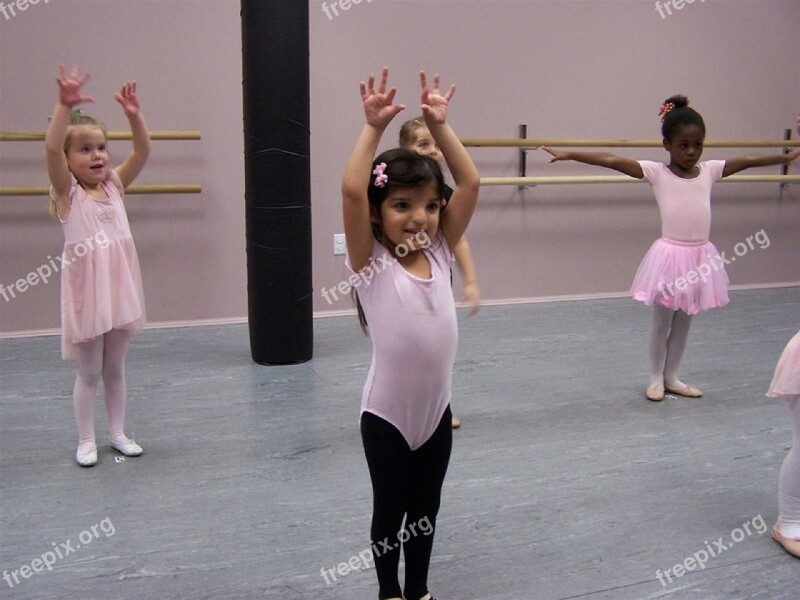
378,67,389,93
444,84,455,101
386,87,397,103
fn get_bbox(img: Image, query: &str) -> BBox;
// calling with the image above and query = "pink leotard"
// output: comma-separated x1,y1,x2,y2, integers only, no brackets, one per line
638,160,726,242
347,231,457,450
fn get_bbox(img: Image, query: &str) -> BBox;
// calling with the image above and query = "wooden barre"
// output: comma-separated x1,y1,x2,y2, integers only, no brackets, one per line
480,175,800,186
0,185,202,197
462,138,799,148
0,130,201,141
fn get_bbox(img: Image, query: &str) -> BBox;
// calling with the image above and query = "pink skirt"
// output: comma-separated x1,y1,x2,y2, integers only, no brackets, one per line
630,238,729,315
767,331,800,397
61,237,146,360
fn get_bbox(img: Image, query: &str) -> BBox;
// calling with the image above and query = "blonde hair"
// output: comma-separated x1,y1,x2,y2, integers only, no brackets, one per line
49,112,108,219
398,116,427,148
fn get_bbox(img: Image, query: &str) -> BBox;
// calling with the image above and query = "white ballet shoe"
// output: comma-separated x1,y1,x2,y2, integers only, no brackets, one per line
108,435,143,456
76,443,98,467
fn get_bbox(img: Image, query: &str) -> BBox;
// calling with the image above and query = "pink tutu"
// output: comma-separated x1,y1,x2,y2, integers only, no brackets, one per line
630,237,729,315
767,331,800,397
56,171,146,360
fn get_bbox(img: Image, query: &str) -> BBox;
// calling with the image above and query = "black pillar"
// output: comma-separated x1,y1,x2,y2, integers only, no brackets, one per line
241,0,312,365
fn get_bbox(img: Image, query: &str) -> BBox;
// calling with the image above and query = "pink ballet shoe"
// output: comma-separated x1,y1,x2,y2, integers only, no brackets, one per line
646,383,665,402
664,383,702,398
451,415,461,429
772,524,800,558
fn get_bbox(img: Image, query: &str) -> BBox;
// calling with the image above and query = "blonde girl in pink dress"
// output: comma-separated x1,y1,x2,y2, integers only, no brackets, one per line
544,96,800,402
45,65,150,467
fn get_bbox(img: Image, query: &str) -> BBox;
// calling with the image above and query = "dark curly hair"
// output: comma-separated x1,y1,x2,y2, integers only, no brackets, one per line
660,94,705,141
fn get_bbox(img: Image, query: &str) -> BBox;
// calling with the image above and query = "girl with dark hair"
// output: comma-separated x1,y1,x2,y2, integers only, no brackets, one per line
342,67,479,600
544,95,799,402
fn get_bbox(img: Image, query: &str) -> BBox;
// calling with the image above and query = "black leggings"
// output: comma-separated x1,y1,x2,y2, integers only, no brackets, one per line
361,406,452,600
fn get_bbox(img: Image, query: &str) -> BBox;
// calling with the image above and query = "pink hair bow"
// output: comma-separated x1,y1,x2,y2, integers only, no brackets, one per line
372,162,388,188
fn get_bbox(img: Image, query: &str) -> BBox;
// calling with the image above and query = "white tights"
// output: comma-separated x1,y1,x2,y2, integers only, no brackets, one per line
649,303,693,388
72,328,135,451
779,396,800,539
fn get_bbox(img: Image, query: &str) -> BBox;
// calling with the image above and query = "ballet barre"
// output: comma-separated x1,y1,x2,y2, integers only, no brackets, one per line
462,138,800,148
480,175,800,186
0,130,202,141
0,129,202,197
467,125,797,189
0,185,202,197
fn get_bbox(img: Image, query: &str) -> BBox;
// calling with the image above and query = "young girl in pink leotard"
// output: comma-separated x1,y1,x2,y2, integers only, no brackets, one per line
45,65,150,467
342,67,479,600
545,95,800,402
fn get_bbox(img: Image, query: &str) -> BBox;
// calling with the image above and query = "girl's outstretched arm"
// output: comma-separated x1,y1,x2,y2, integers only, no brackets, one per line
114,81,151,188
721,148,800,178
543,148,644,179
342,67,405,272
420,71,480,252
46,65,94,215
453,237,481,315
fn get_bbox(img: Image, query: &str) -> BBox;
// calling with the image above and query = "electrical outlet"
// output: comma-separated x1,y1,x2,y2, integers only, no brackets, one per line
333,233,346,255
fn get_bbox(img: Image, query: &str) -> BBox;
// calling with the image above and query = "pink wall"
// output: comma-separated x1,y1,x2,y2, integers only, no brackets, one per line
1,0,798,336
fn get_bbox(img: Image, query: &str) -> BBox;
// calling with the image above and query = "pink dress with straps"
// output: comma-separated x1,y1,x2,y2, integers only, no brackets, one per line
53,170,145,360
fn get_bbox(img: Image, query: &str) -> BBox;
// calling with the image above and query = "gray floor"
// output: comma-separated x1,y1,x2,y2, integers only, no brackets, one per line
1,287,798,600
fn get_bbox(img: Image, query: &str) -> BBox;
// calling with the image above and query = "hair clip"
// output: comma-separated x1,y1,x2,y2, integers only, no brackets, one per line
658,101,676,122
372,162,388,188
70,108,85,120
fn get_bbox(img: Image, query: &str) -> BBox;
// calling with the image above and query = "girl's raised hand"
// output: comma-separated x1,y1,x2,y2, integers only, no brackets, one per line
420,71,455,125
115,81,141,118
360,67,405,129
542,147,569,162
56,64,94,107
